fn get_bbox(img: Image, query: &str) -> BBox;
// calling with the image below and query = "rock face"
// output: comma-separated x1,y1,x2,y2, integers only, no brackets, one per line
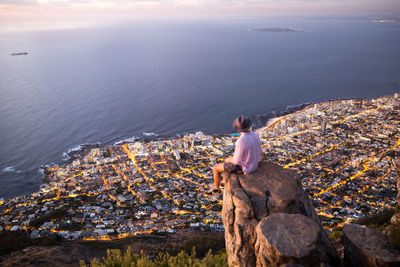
343,224,400,267
222,161,338,267
395,158,400,206
390,213,400,225
255,213,333,267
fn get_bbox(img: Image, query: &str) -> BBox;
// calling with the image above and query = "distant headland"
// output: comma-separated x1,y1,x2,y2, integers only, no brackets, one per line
249,27,303,32
371,17,400,23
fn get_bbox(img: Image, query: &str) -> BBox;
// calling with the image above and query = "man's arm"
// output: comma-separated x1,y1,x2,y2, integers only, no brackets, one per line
231,141,243,165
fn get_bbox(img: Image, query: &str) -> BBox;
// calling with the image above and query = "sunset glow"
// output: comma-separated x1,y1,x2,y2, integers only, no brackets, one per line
1,0,400,32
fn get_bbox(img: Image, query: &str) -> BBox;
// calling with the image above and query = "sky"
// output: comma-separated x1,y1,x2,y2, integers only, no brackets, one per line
1,0,400,31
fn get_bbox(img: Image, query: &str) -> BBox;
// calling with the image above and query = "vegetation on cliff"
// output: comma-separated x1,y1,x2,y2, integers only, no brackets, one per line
0,230,60,255
80,247,228,267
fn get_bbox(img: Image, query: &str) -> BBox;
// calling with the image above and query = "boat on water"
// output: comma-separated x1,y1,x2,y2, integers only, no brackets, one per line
11,52,28,56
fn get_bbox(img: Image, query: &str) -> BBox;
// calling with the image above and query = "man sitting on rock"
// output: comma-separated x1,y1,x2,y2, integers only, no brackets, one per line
209,115,262,194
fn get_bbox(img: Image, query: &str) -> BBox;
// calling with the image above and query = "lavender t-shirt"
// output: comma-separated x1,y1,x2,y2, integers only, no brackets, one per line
232,131,262,174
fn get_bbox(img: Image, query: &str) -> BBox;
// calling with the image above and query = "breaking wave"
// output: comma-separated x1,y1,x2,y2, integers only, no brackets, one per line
2,166,15,172
142,132,158,137
114,136,139,145
62,142,101,161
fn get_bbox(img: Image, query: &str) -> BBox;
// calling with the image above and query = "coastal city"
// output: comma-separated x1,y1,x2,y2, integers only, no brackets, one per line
0,94,399,241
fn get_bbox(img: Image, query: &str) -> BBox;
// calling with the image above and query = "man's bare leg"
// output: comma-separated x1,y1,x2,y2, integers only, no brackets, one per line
211,157,234,190
224,157,233,164
213,163,224,188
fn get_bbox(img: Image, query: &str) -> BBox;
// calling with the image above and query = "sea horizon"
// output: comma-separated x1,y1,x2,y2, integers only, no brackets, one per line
1,16,400,199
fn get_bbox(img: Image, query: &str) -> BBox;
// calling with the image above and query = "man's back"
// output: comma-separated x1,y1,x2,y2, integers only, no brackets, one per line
232,131,262,174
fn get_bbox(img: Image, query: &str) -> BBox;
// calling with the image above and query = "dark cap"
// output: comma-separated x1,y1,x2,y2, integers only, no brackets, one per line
233,115,252,133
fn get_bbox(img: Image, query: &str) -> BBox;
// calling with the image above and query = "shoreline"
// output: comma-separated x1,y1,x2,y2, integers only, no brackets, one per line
59,100,322,166
45,95,355,165
63,97,362,159
1,93,399,242
38,101,314,174
0,95,381,201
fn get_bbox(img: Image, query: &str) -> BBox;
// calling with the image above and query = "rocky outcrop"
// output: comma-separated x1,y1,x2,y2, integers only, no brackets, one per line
395,158,400,206
390,213,400,225
343,224,400,267
255,213,333,267
222,161,338,267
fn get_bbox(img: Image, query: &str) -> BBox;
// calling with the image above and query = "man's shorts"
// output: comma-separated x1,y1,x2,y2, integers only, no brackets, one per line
223,163,243,173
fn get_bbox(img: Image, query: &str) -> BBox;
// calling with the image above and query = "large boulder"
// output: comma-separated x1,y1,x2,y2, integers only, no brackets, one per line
343,224,400,267
255,213,332,267
222,161,338,267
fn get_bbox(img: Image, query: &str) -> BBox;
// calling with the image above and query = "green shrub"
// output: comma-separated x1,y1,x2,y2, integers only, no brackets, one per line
0,230,62,255
80,247,228,267
0,230,32,255
394,205,400,214
387,224,400,248
29,209,69,228
355,209,395,228
177,233,225,257
328,230,342,242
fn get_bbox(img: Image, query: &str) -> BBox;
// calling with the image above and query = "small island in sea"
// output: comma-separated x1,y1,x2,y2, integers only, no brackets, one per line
249,27,303,32
371,17,400,23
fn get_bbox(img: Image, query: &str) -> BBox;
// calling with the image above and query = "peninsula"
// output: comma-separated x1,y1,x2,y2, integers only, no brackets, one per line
0,94,399,241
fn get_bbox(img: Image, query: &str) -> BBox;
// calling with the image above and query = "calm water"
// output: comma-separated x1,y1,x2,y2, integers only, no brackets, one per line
1,17,400,199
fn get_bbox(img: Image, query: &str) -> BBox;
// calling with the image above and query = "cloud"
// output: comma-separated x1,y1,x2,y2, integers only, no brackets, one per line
0,0,39,5
0,0,368,7
1,0,399,18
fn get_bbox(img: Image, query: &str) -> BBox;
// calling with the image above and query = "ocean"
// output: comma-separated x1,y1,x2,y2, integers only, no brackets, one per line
1,17,400,199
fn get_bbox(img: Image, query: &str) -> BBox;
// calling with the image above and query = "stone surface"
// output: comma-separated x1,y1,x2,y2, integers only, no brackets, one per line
222,161,338,267
343,223,400,267
395,158,400,206
390,213,400,225
255,213,332,267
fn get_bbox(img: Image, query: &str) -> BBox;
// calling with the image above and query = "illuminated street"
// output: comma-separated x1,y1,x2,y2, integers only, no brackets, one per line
1,94,399,239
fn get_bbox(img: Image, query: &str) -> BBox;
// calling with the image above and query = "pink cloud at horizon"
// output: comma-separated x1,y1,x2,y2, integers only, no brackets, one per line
1,0,399,32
